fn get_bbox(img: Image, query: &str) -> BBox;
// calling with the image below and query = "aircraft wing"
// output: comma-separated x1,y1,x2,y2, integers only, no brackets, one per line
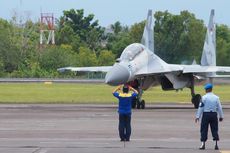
135,66,173,76
135,60,182,76
135,63,230,77
58,66,112,73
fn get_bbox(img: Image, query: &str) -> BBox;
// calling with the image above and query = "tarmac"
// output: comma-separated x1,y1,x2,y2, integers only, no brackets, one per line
0,104,230,153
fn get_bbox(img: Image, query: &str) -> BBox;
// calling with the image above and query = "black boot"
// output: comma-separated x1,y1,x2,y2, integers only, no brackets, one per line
199,142,205,150
215,141,219,150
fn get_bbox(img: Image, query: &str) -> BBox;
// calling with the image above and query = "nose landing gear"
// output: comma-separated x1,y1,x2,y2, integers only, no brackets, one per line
132,98,145,109
138,100,145,109
129,79,146,109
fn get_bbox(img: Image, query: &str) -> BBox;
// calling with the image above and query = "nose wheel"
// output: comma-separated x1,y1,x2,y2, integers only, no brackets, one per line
129,79,145,109
132,98,137,108
132,98,145,109
138,100,145,109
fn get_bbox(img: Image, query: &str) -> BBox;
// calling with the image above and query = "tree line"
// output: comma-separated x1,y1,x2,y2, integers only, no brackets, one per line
0,9,230,78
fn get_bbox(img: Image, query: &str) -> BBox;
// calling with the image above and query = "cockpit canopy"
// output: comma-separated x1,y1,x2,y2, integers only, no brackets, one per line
120,43,145,61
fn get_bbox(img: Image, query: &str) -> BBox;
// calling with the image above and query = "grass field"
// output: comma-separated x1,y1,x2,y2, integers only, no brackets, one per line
0,83,230,104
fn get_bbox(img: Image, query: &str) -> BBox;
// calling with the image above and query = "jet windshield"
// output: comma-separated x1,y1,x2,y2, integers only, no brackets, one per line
120,43,145,61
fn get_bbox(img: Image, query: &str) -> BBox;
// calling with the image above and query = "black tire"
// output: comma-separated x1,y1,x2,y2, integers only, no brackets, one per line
137,100,141,109
140,100,145,109
132,98,137,109
192,94,201,109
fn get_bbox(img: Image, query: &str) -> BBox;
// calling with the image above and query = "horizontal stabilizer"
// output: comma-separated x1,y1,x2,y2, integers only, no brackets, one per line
209,75,230,78
182,65,230,74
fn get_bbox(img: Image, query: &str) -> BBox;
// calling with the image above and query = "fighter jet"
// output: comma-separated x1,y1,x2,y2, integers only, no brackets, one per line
58,9,230,109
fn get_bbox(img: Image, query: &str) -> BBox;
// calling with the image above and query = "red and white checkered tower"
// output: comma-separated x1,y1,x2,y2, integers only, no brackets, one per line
40,13,55,45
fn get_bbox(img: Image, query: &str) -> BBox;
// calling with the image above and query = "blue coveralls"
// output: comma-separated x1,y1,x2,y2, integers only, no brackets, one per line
196,92,224,142
113,92,138,141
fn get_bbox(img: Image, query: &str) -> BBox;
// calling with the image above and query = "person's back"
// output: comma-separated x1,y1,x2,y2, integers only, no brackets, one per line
114,92,135,114
202,92,221,112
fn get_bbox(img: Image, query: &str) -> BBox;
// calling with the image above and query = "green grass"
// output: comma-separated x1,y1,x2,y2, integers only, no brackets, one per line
143,85,230,103
0,83,230,104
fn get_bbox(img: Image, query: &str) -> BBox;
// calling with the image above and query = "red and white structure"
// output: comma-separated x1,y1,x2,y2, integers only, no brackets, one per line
40,13,55,45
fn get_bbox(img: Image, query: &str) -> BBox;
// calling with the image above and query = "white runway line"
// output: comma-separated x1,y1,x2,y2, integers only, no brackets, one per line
33,148,47,153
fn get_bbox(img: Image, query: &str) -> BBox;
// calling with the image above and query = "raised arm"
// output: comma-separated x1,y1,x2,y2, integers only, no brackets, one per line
128,86,138,94
112,85,122,94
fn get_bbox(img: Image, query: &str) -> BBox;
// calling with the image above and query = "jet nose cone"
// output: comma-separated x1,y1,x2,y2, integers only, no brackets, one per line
105,64,130,86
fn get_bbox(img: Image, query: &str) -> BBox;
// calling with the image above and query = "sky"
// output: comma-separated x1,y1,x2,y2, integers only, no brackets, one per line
0,0,230,27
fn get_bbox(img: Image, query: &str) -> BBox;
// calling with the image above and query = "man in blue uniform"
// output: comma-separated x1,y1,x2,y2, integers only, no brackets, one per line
113,84,138,141
195,83,224,150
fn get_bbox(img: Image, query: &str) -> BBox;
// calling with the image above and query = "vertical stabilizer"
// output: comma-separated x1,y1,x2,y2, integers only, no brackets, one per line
141,10,154,52
201,9,216,66
192,59,197,65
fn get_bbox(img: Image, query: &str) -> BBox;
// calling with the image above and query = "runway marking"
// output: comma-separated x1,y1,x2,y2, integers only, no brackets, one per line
38,150,47,153
33,148,47,153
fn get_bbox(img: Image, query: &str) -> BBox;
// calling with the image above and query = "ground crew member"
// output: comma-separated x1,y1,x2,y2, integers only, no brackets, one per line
195,83,224,150
112,84,138,141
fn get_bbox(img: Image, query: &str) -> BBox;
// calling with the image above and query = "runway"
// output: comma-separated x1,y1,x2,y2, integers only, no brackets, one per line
0,104,230,153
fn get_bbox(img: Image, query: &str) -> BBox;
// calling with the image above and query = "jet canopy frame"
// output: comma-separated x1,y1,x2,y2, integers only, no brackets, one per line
120,43,145,61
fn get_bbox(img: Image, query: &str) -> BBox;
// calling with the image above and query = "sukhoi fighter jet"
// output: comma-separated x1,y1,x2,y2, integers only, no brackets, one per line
58,10,230,109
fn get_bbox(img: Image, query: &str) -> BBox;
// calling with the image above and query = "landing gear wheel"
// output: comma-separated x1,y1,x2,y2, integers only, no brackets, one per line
140,100,145,109
136,100,145,109
132,98,137,109
192,94,201,109
137,100,141,109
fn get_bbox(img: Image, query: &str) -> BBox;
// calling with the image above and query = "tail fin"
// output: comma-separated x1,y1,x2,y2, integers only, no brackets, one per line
141,10,154,52
201,9,216,66
192,59,197,65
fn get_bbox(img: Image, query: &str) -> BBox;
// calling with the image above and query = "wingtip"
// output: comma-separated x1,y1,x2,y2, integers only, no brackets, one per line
57,68,65,73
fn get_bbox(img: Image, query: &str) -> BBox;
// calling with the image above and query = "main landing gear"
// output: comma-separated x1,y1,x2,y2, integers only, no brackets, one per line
190,78,201,109
192,94,201,109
